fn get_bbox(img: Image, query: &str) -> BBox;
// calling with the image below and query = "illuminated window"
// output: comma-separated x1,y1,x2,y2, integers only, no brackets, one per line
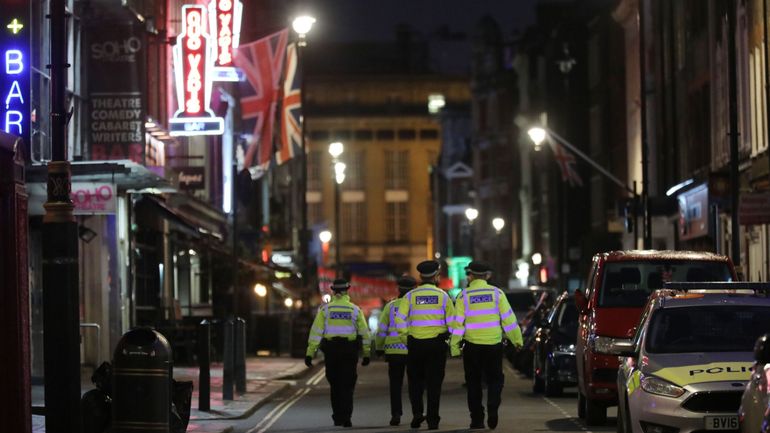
386,202,409,242
342,150,365,190
385,150,409,189
342,202,366,242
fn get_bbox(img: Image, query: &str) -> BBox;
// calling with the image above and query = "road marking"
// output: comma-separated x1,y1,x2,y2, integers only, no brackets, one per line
543,397,592,433
310,368,326,386
251,387,312,433
246,388,305,433
306,368,325,386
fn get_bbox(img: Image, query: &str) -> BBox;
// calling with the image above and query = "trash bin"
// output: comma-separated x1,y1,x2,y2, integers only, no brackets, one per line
112,328,172,433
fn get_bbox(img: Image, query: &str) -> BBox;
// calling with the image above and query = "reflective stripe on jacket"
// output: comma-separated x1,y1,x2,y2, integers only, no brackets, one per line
306,293,371,357
450,279,523,353
395,284,455,342
376,298,408,355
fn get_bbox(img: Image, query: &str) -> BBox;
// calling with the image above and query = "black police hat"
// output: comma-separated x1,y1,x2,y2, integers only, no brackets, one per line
417,260,440,278
331,278,350,292
397,275,417,290
465,261,493,276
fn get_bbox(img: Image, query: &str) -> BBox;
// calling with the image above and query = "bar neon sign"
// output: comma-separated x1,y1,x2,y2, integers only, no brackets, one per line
209,0,242,82
1,12,29,143
169,5,224,136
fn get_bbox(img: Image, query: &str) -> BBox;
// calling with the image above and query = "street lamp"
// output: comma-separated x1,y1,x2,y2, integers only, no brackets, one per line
527,127,547,151
319,230,332,266
254,283,267,297
531,252,543,266
329,142,344,277
284,298,294,308
492,217,505,234
319,230,332,243
465,207,478,256
292,15,316,46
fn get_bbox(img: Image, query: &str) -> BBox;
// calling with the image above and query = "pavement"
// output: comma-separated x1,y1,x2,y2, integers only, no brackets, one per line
31,356,312,433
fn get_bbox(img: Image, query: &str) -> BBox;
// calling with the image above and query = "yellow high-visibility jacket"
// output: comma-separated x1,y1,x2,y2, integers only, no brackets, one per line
450,279,523,356
376,298,408,355
395,283,455,342
306,293,371,357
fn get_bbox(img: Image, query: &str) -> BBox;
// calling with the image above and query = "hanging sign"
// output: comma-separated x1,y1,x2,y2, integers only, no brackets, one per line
208,0,243,81
1,3,30,148
169,5,224,136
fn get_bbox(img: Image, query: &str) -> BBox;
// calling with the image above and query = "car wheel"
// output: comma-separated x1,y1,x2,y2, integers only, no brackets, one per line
585,397,607,426
544,362,563,397
577,392,586,419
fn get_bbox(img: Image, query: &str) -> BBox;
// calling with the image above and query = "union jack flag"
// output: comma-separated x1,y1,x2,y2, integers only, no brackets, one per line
233,29,288,170
549,139,583,187
278,43,302,165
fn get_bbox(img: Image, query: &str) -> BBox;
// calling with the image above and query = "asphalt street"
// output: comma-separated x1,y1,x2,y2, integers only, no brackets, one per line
229,358,618,433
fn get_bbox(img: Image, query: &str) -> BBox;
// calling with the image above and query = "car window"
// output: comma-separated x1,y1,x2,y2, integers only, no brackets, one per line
557,302,578,331
506,292,535,312
598,260,732,308
585,263,597,300
646,306,770,353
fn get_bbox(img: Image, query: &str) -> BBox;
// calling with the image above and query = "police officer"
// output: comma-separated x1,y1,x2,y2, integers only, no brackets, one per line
375,275,417,426
395,260,455,430
306,279,371,428
450,261,523,430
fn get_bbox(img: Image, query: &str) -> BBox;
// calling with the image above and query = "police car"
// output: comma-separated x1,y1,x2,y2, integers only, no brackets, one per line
611,282,770,433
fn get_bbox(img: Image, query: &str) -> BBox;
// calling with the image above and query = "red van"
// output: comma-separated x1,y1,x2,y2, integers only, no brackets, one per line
574,250,736,425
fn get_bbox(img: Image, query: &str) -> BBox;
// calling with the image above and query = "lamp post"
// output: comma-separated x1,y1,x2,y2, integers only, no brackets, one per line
465,207,478,256
492,217,505,277
291,15,315,290
329,142,345,277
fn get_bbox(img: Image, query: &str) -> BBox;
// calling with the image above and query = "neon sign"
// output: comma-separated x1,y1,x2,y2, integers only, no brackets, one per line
209,0,242,82
1,10,29,145
169,5,224,137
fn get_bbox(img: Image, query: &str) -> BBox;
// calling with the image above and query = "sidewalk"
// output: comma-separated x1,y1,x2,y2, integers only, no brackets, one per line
31,356,311,433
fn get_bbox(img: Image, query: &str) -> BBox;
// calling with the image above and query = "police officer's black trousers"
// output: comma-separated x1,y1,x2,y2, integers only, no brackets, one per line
407,336,447,424
463,342,504,421
386,354,408,416
321,338,359,423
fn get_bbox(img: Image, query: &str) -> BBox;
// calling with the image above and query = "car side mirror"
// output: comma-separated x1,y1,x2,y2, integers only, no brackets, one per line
574,289,589,314
607,339,637,357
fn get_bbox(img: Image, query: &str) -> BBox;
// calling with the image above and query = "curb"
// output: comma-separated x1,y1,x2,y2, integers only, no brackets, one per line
275,360,325,381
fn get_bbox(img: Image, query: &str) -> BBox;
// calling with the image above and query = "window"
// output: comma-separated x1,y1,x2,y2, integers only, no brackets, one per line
398,129,416,140
385,150,409,189
386,202,408,242
355,129,373,140
342,202,366,242
333,130,352,141
309,130,330,141
342,150,365,190
420,129,439,140
308,151,321,190
376,129,395,140
308,202,323,225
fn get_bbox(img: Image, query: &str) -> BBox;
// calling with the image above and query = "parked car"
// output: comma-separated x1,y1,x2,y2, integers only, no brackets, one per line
614,282,770,433
575,250,736,425
739,333,770,433
532,291,578,396
507,286,558,375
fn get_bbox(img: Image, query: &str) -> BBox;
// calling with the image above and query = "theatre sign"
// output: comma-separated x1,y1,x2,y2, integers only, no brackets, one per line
169,4,224,137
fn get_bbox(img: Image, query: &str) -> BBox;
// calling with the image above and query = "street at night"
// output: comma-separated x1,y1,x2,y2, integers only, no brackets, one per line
4,0,770,433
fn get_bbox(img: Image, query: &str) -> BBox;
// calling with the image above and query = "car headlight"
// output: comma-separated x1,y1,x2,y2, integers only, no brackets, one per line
554,344,576,353
640,375,685,398
589,335,620,354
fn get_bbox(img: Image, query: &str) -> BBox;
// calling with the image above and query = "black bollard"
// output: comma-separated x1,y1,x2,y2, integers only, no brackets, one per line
235,318,247,393
198,320,211,411
222,319,234,401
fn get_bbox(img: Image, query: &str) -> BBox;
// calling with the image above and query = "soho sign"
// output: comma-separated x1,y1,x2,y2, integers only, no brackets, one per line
208,0,242,82
1,9,30,143
70,183,116,213
169,5,224,137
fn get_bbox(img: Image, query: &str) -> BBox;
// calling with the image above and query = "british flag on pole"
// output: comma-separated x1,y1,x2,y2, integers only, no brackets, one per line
233,29,288,170
278,42,301,165
549,139,583,187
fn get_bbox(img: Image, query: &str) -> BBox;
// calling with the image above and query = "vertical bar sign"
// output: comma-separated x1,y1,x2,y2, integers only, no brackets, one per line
209,0,243,82
1,0,30,146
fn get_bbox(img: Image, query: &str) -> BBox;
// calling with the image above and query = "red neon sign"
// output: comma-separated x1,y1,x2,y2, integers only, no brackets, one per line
209,0,242,81
170,5,223,136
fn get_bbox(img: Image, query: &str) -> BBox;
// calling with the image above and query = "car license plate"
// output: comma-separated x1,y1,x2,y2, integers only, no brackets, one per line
704,415,739,430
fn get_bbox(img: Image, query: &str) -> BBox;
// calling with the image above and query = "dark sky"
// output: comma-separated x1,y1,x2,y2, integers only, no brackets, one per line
297,0,536,43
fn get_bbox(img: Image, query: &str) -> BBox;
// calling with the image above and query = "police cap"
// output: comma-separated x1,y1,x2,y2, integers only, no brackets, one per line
397,275,417,290
416,260,441,278
331,278,350,292
465,261,493,276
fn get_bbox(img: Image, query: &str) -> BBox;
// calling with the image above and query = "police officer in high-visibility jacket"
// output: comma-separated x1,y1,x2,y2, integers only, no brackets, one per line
375,275,417,426
450,261,523,430
395,260,455,430
305,279,371,428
